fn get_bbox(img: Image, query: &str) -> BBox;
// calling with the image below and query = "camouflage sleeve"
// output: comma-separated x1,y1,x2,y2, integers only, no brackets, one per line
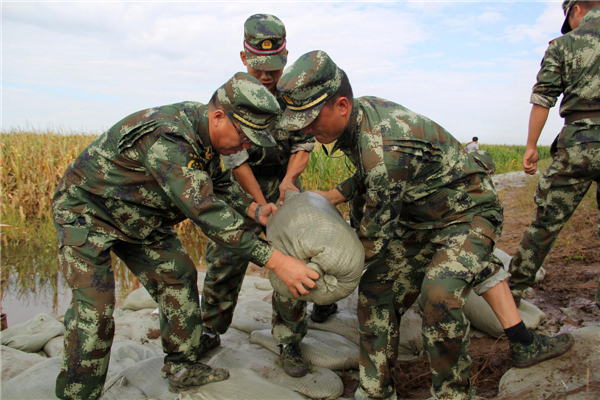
336,172,362,201
210,168,254,217
290,131,316,154
144,135,273,265
222,150,250,170
531,40,563,108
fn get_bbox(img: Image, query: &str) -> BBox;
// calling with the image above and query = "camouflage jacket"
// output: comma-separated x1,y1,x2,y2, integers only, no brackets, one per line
332,97,503,258
53,102,273,266
532,6,600,145
222,93,315,173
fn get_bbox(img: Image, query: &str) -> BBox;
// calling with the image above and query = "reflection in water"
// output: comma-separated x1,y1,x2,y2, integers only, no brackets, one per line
1,222,207,326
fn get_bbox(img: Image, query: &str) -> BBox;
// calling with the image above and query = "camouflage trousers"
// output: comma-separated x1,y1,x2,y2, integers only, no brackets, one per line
55,227,202,400
509,141,600,307
272,216,502,400
201,175,300,334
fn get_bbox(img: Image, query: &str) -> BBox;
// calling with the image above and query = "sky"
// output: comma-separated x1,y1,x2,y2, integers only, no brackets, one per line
2,0,569,145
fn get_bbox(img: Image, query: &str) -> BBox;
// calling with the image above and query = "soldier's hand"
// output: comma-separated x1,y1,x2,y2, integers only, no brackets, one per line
522,148,539,175
258,203,278,226
265,250,319,298
278,179,300,205
308,188,347,206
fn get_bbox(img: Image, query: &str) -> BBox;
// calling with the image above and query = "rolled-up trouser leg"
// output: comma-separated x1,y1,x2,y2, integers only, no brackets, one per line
510,143,600,297
271,291,308,344
55,232,116,400
201,220,263,334
358,236,433,399
112,234,202,365
421,221,501,400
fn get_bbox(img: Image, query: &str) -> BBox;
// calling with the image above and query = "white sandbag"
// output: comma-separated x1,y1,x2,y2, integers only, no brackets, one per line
106,338,165,381
307,303,359,344
250,328,359,371
114,308,161,346
266,191,364,305
230,299,272,333
182,368,305,400
43,335,65,358
0,313,64,353
209,344,343,399
121,287,158,311
107,356,172,399
101,376,147,400
496,326,600,400
198,327,251,364
463,295,546,338
1,357,62,400
1,345,47,381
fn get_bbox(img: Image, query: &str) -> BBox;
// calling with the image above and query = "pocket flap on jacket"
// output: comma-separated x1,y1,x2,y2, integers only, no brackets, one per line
58,226,89,247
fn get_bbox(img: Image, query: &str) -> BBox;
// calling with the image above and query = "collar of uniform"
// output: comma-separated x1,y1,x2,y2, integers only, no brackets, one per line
579,6,600,27
198,107,215,161
331,99,361,154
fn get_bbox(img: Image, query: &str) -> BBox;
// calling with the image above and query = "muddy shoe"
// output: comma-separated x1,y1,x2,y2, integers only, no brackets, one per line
280,343,308,377
510,331,575,368
199,327,221,355
310,303,338,323
162,362,229,393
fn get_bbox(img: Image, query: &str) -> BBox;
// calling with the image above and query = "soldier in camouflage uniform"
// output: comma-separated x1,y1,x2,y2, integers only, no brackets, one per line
52,72,319,400
200,15,337,376
276,51,574,400
510,0,600,309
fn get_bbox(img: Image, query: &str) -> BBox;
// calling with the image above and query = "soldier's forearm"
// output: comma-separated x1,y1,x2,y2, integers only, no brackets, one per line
282,151,310,184
526,105,550,150
233,163,267,205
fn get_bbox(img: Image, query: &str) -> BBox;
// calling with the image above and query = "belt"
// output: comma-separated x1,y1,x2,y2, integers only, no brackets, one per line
564,110,600,124
251,164,284,177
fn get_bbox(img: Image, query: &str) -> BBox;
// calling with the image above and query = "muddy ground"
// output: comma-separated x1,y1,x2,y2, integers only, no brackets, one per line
251,171,600,399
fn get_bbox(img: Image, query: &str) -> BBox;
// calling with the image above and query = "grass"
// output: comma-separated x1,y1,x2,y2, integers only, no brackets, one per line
1,130,553,302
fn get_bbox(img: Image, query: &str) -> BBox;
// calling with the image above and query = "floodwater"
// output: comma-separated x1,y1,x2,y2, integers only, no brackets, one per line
1,236,205,326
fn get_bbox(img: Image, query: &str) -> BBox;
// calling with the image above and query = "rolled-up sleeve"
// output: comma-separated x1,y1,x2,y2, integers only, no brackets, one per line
222,150,250,170
145,136,273,265
530,41,563,108
290,131,316,154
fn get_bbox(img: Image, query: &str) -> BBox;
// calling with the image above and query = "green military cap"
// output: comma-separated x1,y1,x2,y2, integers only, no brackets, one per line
243,14,287,71
471,149,496,175
215,72,279,147
277,50,343,131
562,0,576,34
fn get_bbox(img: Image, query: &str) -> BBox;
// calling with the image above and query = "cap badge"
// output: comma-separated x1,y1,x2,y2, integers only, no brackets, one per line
262,40,272,50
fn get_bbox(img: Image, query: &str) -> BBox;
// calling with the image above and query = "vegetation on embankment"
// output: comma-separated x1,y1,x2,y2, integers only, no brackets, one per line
0,130,551,299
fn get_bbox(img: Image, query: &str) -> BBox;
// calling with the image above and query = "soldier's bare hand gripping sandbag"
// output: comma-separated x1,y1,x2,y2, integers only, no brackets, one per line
265,249,319,298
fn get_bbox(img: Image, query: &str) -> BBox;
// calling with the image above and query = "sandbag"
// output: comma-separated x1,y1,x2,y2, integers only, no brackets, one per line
250,328,359,371
183,368,305,400
209,344,343,399
121,287,158,311
43,335,65,358
266,191,364,304
463,296,546,338
0,313,64,353
1,357,62,400
114,308,161,346
1,345,47,381
496,326,600,400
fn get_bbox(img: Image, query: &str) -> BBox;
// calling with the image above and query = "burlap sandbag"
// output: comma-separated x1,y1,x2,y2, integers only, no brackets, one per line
0,313,64,353
266,191,364,305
